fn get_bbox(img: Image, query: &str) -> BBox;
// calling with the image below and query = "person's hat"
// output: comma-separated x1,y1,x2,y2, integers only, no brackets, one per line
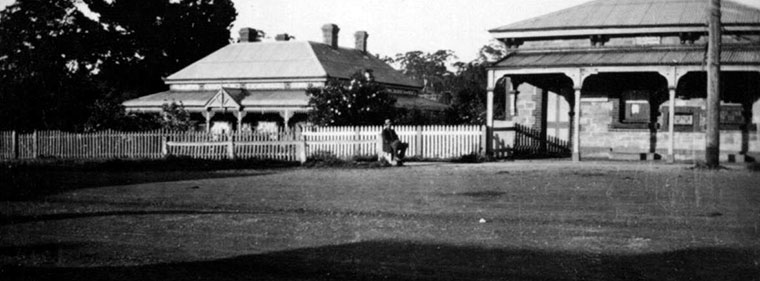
384,119,392,125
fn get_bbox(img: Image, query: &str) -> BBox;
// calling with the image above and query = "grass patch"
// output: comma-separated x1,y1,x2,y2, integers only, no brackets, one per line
303,152,389,169
747,162,760,172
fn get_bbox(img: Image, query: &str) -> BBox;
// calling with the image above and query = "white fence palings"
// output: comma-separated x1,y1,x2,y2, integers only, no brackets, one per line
1,125,485,161
300,125,483,159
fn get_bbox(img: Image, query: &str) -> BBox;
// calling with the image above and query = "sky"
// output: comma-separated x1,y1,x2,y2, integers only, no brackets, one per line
2,0,760,62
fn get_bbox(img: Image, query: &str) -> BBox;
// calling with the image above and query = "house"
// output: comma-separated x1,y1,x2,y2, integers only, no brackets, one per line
486,0,760,162
123,24,447,133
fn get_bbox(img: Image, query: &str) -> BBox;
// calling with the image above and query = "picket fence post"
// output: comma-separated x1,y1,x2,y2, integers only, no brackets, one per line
161,137,168,157
297,140,307,164
227,137,235,159
480,125,488,157
12,130,18,160
415,126,423,158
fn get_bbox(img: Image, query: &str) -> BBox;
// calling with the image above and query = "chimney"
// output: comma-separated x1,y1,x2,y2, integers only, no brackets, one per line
239,28,260,43
275,33,291,41
321,23,339,48
354,31,368,53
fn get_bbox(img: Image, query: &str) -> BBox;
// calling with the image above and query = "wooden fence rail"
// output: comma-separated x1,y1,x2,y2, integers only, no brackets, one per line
301,125,484,159
513,123,571,157
0,124,567,162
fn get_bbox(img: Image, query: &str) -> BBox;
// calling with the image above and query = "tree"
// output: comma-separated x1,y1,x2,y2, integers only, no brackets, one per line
385,44,507,125
307,71,396,126
391,50,456,94
0,0,237,131
0,0,106,131
83,0,237,100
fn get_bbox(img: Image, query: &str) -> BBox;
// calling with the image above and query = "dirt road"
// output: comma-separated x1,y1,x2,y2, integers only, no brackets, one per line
1,161,759,280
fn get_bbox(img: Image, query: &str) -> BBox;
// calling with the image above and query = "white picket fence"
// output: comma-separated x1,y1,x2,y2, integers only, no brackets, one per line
1,125,485,162
302,125,485,159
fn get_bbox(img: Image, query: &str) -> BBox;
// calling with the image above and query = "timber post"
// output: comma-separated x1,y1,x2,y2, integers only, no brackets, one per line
161,137,168,157
297,141,307,164
12,130,18,160
706,0,721,166
32,130,38,159
227,135,235,159
415,126,423,157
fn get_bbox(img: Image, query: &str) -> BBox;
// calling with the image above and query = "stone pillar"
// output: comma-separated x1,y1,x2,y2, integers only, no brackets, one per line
667,87,676,163
572,87,582,162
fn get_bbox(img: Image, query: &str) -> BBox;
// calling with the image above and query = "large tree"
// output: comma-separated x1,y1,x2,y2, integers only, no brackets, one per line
84,0,237,100
387,43,507,125
391,50,456,94
0,0,106,130
0,0,237,131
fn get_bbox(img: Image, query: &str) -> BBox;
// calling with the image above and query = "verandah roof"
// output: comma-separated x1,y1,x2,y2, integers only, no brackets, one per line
123,89,448,111
494,45,760,68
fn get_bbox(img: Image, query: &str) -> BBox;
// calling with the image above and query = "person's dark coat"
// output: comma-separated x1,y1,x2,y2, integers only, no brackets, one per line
381,127,398,153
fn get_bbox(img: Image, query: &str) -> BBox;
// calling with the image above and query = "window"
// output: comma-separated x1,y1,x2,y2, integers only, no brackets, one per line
610,90,656,130
624,100,650,123
621,90,651,124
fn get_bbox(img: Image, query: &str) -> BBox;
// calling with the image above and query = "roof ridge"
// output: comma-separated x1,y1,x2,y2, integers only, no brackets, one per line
306,41,330,78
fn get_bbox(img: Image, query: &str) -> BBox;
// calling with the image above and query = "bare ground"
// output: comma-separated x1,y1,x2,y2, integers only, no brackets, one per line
1,160,759,280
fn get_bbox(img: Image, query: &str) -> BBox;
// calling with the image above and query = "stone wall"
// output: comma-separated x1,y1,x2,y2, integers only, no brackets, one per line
510,84,760,160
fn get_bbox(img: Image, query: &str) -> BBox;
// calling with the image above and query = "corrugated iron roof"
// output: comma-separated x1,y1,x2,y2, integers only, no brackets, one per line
241,90,310,107
309,42,422,88
166,41,422,89
122,90,217,107
490,0,760,33
494,45,760,68
166,42,326,81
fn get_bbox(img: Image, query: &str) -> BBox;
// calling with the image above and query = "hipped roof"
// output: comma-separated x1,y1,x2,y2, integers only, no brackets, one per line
166,41,422,89
490,0,760,35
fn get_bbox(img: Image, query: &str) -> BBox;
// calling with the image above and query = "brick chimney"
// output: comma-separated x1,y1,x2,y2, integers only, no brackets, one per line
238,28,260,43
321,23,339,48
354,31,368,53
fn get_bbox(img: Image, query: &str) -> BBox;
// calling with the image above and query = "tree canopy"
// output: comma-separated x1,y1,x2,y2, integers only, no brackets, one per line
0,0,236,131
386,42,507,125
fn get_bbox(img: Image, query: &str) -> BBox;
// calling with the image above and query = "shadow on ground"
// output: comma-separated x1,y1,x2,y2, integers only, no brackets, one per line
1,241,757,281
0,169,276,201
0,210,251,226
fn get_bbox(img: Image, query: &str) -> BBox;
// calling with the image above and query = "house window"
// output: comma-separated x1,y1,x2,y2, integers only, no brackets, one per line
673,113,694,125
624,100,650,123
610,91,653,130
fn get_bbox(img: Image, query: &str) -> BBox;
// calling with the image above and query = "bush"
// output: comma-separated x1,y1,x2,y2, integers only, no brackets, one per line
452,152,487,163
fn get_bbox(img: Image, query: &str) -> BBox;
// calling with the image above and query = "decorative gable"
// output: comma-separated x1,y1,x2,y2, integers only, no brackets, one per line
205,88,243,110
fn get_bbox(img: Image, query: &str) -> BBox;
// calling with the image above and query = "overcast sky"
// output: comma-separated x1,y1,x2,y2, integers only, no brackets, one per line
2,0,760,62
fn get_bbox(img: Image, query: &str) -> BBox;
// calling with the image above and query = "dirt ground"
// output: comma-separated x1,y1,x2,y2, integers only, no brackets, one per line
1,160,759,280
